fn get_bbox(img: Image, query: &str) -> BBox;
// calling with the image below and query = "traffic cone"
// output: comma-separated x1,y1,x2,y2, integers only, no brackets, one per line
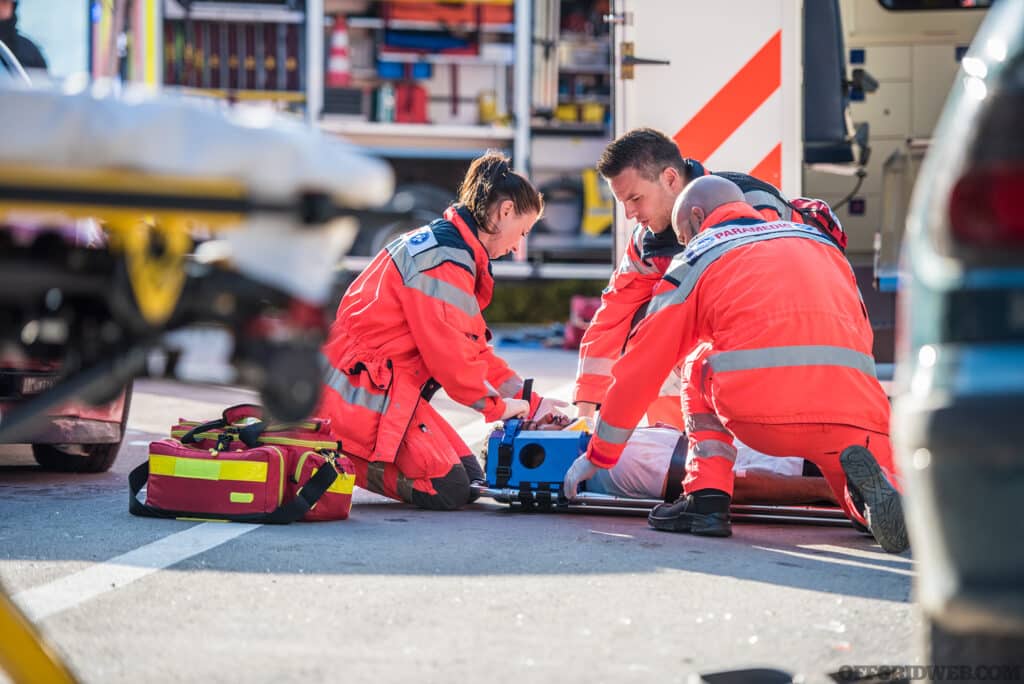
327,17,351,87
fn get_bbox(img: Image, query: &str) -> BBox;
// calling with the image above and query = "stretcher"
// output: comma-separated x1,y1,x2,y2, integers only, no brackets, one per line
473,418,853,527
0,81,397,440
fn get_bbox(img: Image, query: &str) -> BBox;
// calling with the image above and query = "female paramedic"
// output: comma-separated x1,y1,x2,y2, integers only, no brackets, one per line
318,151,567,510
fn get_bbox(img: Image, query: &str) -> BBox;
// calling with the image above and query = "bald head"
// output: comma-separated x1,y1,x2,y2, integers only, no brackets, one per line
671,175,746,244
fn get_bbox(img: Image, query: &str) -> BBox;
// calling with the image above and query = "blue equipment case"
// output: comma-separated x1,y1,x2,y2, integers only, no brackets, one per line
485,418,590,510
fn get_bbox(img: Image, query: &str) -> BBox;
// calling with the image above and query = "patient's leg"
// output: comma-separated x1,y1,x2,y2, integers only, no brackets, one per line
732,469,837,505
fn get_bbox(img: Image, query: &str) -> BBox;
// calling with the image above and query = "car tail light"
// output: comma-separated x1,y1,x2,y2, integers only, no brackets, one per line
949,165,1024,248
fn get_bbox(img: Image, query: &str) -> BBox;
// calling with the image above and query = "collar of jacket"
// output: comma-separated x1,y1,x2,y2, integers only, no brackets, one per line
700,201,765,232
683,158,710,181
443,204,495,308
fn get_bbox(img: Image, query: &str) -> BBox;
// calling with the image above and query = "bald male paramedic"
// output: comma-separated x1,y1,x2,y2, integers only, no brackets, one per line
564,176,907,554
574,128,845,430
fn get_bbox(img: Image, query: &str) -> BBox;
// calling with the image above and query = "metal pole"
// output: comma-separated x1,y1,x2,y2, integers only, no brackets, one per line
305,0,324,126
513,0,532,175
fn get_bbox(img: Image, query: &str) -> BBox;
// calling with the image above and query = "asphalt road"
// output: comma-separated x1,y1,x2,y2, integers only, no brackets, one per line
0,348,918,684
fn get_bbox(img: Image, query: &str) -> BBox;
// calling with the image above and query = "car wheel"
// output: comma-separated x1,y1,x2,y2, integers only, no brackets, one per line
32,442,121,473
31,383,133,473
927,618,1024,668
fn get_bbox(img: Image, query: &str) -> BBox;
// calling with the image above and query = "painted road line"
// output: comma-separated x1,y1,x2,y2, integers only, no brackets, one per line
12,522,261,622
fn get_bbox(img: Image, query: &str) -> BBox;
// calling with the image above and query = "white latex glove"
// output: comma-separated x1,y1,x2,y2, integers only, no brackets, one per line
575,401,598,419
531,396,570,420
563,454,599,501
500,398,531,420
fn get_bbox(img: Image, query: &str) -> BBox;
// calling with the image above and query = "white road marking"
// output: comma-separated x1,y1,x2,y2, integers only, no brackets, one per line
11,383,575,622
752,545,915,577
12,522,260,621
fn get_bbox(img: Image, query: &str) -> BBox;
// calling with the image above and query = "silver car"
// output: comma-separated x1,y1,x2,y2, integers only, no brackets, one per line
893,0,1024,666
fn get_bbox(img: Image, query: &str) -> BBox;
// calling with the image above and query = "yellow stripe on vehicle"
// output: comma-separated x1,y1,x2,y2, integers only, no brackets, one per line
149,454,268,482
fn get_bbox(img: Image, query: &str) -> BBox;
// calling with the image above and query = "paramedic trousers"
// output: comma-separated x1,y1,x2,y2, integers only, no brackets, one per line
644,395,686,431
347,401,484,511
680,347,901,525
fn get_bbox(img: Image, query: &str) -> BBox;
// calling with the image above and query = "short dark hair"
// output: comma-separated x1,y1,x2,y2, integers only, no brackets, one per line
596,128,687,182
458,150,544,234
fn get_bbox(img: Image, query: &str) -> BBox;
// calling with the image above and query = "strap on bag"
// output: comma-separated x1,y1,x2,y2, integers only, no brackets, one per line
128,456,339,524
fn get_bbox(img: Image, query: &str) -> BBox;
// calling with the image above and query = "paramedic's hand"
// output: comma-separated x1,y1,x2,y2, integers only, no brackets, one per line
563,455,599,501
531,396,570,421
575,402,598,419
500,399,531,420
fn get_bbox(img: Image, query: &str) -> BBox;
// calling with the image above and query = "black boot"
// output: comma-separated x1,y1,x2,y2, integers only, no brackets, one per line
461,455,485,504
648,488,732,537
840,445,909,553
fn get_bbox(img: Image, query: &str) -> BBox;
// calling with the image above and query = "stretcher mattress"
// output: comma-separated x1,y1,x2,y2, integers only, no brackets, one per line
0,82,393,208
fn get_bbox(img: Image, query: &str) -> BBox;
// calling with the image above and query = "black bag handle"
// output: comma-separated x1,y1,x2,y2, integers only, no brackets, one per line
128,456,339,525
180,418,228,445
180,404,269,449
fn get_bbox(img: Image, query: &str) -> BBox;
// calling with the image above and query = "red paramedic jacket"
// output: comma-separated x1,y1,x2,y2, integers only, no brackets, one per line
585,202,887,468
574,161,802,407
318,205,536,462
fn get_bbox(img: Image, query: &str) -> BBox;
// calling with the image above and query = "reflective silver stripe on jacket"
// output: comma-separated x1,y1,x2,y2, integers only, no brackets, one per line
321,354,390,414
648,224,837,316
707,345,877,377
595,417,634,446
387,242,481,318
742,189,790,218
577,356,615,378
686,412,728,434
470,381,501,411
498,375,524,398
690,439,738,463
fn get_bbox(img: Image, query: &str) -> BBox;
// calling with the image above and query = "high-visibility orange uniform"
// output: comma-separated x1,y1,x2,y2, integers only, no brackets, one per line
585,202,895,525
574,162,795,430
318,205,541,509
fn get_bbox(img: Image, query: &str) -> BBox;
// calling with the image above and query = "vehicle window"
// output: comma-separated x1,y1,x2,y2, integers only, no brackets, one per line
17,0,89,78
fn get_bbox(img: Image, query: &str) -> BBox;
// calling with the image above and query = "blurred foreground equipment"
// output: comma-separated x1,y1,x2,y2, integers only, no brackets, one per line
0,81,395,448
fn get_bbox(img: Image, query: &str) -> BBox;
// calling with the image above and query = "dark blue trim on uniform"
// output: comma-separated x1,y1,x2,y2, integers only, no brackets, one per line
454,204,481,238
714,171,789,203
684,158,707,181
422,219,477,277
641,228,685,260
706,216,765,230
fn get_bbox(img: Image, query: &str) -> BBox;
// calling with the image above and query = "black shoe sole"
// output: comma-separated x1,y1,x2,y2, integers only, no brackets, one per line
648,510,732,537
840,445,909,553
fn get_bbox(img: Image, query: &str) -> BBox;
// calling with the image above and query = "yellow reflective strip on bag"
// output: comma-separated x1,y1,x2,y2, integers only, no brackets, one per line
229,492,255,504
327,472,356,495
306,466,355,495
262,436,337,450
149,454,268,482
293,451,311,483
268,446,285,505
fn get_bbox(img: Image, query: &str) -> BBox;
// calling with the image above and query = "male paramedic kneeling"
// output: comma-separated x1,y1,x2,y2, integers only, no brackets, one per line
574,128,845,430
319,151,567,510
564,176,907,553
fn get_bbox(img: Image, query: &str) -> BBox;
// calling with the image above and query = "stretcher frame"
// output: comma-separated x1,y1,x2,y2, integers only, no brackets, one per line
473,486,853,527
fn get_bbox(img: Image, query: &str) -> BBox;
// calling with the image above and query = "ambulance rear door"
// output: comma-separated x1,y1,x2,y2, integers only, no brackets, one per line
609,0,803,259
